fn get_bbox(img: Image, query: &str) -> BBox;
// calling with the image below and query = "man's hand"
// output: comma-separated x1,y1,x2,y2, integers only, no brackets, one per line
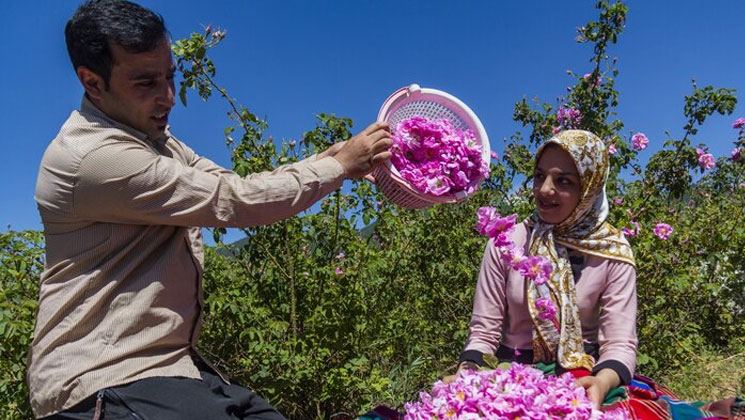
317,141,346,160
575,369,620,409
331,122,392,179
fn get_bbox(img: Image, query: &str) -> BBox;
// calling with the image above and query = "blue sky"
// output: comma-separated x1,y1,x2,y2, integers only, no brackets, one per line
1,1,744,243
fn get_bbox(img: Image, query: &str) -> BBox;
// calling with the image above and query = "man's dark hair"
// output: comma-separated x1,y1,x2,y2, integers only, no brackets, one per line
65,0,168,88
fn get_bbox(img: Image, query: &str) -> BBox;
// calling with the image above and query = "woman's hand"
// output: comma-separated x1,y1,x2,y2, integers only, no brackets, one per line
575,368,620,409
442,361,479,384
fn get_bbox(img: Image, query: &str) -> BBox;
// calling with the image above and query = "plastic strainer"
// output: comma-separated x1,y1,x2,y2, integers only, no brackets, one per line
373,84,490,209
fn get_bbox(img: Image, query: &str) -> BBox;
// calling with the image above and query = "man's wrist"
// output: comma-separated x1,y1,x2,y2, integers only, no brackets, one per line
330,156,350,178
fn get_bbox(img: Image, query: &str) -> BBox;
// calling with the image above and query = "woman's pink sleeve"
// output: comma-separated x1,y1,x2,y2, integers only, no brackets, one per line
594,260,638,380
463,238,510,355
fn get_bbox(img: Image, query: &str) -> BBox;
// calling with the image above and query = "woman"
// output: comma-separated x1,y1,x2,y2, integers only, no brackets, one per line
451,130,742,419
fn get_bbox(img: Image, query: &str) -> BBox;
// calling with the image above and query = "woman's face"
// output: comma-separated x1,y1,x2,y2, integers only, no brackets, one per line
533,145,582,224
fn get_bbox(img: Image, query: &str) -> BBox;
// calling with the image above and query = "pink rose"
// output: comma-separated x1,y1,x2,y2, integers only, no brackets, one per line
731,147,741,162
631,133,648,151
653,223,673,240
696,148,715,170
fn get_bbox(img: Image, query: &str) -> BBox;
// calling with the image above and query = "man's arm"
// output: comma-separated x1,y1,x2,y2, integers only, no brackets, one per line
74,139,345,227
73,122,391,228
186,142,328,179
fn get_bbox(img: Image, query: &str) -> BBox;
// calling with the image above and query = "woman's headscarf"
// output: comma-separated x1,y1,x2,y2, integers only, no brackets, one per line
526,130,635,371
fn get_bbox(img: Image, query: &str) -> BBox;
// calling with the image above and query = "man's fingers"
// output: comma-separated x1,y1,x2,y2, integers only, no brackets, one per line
363,121,389,135
372,138,393,154
364,173,376,184
371,151,392,165
370,128,392,141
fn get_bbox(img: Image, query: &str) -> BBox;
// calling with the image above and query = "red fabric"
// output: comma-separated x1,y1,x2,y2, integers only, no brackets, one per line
627,398,671,420
566,368,591,379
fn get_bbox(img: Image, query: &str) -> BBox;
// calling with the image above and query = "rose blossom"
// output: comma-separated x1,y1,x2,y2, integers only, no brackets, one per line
535,297,557,321
696,148,715,170
621,227,636,237
608,143,617,155
518,256,552,285
556,106,582,129
733,118,745,129
583,73,602,86
653,223,673,240
475,209,553,285
500,246,524,270
731,148,741,162
475,207,517,242
631,133,648,151
622,220,641,238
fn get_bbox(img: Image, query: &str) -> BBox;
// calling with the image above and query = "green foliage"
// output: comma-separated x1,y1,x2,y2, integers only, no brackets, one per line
178,2,744,416
499,1,745,381
657,346,745,402
2,2,744,419
0,230,42,420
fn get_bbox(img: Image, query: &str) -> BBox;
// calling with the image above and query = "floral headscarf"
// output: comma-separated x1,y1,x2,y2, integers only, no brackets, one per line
526,130,634,371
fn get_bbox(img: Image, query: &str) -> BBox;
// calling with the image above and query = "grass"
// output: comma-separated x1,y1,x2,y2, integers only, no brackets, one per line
658,347,745,402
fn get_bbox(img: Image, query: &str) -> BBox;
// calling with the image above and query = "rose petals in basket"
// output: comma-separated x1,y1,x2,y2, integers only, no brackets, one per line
390,116,488,197
374,84,490,209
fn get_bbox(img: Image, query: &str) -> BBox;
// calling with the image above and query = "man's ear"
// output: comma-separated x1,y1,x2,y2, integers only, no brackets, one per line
76,66,106,101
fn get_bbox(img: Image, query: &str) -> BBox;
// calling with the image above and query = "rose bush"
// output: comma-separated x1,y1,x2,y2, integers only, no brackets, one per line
2,2,744,419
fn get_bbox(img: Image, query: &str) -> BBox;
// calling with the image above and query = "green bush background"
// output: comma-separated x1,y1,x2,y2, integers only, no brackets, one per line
2,2,744,419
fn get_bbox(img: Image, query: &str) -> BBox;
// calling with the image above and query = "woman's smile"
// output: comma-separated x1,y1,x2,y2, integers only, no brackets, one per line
533,144,582,224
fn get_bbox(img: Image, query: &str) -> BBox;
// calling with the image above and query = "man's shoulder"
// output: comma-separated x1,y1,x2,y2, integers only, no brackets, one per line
47,109,150,162
163,131,192,154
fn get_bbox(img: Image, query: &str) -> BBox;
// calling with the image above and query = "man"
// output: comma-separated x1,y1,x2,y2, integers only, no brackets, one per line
28,1,391,418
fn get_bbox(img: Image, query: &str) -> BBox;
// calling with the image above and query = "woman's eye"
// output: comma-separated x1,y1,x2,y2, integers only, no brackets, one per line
137,80,155,88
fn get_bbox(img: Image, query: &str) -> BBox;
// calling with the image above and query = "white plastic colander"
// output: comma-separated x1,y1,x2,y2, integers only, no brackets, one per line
373,84,491,209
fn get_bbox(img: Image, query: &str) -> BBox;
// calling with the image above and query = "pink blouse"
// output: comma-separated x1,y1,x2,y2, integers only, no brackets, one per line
464,222,638,379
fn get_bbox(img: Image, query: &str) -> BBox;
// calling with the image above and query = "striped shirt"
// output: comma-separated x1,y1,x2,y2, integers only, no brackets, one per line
28,96,345,418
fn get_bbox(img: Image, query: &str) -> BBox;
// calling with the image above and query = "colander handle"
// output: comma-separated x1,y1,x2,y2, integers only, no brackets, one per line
378,83,423,122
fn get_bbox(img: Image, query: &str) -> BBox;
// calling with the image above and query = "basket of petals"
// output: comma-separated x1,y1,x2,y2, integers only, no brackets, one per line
373,84,491,209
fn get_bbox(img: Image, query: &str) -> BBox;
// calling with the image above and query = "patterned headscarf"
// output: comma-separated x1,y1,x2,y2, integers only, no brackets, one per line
526,130,634,371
